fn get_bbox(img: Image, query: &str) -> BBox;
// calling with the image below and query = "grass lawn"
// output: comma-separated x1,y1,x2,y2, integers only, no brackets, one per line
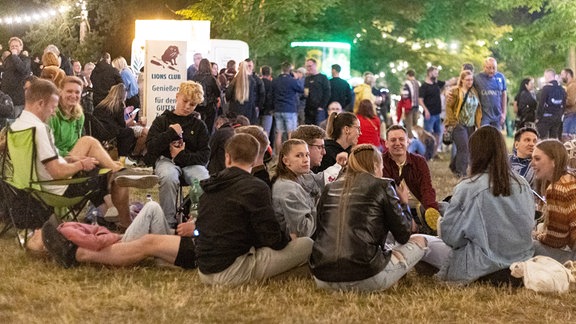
1,152,575,323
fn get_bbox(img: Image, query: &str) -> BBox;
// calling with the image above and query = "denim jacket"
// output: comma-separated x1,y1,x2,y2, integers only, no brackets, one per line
437,173,535,284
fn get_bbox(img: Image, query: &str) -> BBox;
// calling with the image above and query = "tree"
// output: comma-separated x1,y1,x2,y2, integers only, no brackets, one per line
176,0,339,62
496,0,576,81
4,0,186,64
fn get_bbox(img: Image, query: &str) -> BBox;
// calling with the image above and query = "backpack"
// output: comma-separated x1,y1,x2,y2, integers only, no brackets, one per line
0,91,14,119
543,83,565,117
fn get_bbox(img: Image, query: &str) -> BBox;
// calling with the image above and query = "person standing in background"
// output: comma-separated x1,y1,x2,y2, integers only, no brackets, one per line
1,37,31,119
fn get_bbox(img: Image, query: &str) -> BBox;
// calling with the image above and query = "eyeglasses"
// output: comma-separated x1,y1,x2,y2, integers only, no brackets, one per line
308,144,326,150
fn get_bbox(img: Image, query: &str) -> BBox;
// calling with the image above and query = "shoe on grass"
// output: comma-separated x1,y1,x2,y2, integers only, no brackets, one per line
42,215,78,268
424,208,441,232
113,168,158,189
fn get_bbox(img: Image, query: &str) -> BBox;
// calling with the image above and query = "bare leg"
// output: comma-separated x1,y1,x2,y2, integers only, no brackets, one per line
69,136,122,171
132,128,148,156
110,183,131,228
75,234,181,266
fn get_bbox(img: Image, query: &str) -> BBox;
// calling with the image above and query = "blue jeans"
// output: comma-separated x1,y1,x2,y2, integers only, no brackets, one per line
154,156,209,226
562,113,576,141
274,112,298,133
122,201,171,242
259,114,273,137
408,138,426,156
533,240,576,264
424,114,441,135
449,124,475,176
314,240,425,292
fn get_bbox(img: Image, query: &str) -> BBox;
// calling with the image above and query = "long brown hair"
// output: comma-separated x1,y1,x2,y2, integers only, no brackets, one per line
356,99,375,118
468,126,518,196
337,144,382,224
326,111,357,140
535,139,570,194
271,139,307,183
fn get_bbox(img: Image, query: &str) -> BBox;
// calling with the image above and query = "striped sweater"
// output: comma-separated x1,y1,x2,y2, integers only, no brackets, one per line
539,174,576,249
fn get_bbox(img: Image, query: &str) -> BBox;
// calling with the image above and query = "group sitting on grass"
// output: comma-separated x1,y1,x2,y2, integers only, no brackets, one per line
17,80,576,292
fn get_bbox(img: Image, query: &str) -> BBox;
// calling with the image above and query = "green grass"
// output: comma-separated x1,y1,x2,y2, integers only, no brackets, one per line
1,152,575,323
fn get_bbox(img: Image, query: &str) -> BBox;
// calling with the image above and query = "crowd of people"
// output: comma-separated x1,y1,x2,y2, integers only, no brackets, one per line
2,37,576,292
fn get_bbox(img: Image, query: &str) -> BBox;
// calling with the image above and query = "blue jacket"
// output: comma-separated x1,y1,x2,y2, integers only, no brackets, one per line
437,173,535,284
271,73,304,113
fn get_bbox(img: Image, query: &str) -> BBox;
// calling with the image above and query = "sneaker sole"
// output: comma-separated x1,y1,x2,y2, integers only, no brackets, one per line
424,208,440,231
115,175,159,189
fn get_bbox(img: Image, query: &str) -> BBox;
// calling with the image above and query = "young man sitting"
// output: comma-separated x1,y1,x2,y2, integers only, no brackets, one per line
509,127,538,189
42,134,313,280
195,133,313,286
11,78,157,229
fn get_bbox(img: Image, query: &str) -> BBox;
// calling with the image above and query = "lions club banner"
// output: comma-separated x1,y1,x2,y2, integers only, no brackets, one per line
145,40,187,124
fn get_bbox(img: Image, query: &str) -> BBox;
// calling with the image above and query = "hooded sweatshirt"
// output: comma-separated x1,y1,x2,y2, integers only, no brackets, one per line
195,167,291,274
144,109,210,167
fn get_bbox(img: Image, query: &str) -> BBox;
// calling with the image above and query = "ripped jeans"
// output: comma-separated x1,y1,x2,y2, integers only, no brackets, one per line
314,240,426,292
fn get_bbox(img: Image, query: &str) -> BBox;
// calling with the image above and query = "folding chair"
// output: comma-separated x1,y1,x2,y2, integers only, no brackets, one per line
84,112,119,160
1,127,108,247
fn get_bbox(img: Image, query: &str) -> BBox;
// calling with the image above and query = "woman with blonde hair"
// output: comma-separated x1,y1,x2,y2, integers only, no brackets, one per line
48,76,85,156
112,56,140,109
93,83,146,159
226,61,258,124
445,69,482,177
310,144,426,292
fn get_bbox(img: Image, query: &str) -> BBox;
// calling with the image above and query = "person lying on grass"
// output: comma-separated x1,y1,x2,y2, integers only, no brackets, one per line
38,199,196,269
42,134,313,286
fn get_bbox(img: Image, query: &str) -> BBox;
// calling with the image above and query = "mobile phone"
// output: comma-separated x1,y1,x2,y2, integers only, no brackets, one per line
130,108,140,116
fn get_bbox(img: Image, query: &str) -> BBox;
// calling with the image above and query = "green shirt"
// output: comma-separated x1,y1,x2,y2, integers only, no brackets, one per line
48,107,84,156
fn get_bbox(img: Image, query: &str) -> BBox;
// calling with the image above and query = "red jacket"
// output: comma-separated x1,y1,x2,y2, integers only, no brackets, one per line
357,114,381,148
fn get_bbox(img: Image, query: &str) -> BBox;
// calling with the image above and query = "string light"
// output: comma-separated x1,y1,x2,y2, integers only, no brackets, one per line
0,5,71,25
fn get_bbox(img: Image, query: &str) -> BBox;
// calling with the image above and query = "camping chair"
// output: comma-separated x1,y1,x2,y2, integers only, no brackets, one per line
84,113,119,160
1,127,108,247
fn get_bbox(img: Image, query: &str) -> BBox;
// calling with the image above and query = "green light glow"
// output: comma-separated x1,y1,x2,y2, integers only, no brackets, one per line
290,41,351,49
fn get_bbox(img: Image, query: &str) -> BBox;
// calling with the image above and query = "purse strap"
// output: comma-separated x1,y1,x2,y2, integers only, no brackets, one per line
459,89,470,112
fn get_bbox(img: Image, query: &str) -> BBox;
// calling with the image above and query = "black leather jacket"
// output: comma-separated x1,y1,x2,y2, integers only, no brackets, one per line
309,172,412,282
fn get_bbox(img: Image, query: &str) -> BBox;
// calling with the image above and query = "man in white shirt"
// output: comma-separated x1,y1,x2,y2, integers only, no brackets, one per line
11,78,157,228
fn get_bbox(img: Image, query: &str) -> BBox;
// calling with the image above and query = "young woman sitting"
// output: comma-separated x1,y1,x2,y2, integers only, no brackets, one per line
532,139,576,263
310,144,427,292
272,139,320,238
417,126,535,285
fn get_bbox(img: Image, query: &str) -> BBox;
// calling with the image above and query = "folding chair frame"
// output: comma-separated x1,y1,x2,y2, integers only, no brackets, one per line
1,127,108,247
